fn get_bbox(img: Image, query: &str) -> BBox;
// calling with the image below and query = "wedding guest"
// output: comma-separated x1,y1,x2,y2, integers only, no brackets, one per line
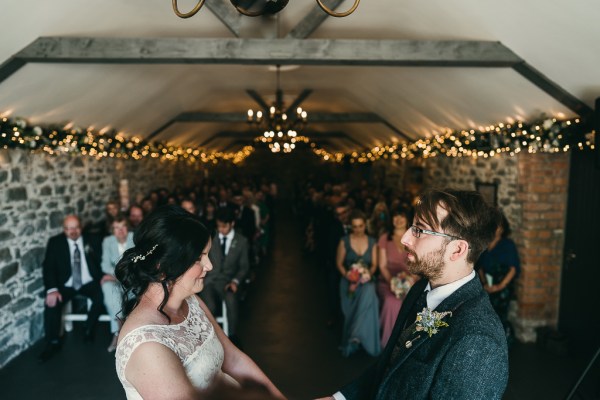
367,201,389,238
336,210,381,357
376,207,417,348
232,191,257,247
181,197,200,216
140,197,154,216
199,207,250,346
115,205,283,399
39,215,105,362
476,213,520,343
85,199,121,238
255,191,271,256
127,205,144,233
200,199,218,237
322,189,508,400
100,217,134,352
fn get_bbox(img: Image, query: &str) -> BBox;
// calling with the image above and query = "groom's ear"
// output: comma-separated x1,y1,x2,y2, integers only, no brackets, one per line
448,240,469,262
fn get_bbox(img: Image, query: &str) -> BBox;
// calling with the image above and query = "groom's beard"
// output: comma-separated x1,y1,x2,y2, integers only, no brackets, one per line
406,244,447,281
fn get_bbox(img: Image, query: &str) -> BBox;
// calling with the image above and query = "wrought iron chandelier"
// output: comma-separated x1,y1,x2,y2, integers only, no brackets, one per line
247,66,308,153
172,0,360,18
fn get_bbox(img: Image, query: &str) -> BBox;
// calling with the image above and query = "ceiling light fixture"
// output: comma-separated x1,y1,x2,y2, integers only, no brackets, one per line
247,65,308,153
172,0,360,18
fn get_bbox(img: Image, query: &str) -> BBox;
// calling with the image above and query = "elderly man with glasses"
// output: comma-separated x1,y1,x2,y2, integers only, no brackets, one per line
322,189,508,400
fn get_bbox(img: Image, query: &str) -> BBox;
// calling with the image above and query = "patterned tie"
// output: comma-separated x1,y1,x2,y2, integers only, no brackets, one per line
72,243,82,290
221,236,227,257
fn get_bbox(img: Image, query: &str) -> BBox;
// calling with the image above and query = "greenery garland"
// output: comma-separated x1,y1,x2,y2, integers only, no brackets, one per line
0,116,253,164
1,113,594,164
311,116,595,163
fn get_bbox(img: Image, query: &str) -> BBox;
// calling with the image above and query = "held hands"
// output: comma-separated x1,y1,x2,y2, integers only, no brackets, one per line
101,274,117,285
225,281,238,293
45,291,62,307
484,284,503,294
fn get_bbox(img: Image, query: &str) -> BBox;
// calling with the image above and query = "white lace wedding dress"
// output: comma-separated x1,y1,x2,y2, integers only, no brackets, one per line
115,295,237,399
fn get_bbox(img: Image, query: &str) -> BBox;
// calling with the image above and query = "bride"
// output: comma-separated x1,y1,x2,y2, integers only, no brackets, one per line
114,205,284,399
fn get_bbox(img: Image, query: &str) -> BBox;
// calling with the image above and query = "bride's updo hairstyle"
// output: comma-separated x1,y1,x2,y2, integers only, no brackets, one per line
115,205,210,321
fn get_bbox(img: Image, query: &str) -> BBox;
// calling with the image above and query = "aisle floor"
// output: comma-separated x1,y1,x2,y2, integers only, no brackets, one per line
0,207,595,399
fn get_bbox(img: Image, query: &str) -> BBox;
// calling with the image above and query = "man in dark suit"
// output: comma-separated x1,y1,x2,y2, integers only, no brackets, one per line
199,207,250,344
232,192,257,244
323,189,508,400
39,215,106,362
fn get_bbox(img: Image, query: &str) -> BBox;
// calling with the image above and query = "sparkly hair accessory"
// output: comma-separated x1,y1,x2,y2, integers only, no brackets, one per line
132,244,158,263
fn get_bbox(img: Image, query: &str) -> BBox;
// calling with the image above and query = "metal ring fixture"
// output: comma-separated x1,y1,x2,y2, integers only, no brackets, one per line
316,0,360,17
173,0,358,18
172,0,206,19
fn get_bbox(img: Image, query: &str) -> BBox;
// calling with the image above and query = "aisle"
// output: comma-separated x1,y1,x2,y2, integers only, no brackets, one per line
237,204,373,399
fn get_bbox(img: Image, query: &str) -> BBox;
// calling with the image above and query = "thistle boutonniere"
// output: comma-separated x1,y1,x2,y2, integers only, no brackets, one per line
405,308,452,348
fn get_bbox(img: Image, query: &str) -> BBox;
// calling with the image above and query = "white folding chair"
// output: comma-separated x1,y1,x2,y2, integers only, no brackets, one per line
214,300,229,336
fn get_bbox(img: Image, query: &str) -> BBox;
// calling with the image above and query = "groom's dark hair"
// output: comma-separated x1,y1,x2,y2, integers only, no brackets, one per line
414,189,501,264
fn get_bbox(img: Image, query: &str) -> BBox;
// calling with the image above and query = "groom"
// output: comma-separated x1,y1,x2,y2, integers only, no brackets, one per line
325,189,509,399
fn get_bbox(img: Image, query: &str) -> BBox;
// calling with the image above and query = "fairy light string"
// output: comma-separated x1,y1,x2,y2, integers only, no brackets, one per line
0,114,594,164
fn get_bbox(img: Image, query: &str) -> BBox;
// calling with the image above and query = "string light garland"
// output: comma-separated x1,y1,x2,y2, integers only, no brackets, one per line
0,115,253,164
310,116,595,163
0,114,594,165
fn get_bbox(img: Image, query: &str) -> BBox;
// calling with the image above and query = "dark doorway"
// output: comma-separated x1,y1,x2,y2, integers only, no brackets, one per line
559,148,600,354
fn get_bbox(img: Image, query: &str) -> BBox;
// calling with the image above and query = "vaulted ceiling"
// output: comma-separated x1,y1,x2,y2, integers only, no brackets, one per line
0,0,598,154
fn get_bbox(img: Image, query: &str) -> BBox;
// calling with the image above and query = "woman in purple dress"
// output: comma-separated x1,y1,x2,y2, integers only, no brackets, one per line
376,207,418,347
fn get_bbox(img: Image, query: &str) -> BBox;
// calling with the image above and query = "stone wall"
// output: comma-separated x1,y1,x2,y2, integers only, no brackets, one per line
0,149,204,367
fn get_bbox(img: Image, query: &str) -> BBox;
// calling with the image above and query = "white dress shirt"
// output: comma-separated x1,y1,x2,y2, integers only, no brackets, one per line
218,229,235,256
64,237,93,288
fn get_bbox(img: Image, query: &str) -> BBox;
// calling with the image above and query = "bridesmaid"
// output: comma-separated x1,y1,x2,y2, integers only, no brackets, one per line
377,207,418,348
336,210,381,357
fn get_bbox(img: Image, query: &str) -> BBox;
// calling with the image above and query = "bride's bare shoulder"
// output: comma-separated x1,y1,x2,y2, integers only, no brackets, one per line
119,303,166,339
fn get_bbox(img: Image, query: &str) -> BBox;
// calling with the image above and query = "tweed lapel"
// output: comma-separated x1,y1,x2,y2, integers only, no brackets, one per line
379,275,481,391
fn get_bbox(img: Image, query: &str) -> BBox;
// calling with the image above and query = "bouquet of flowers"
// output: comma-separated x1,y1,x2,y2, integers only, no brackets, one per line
390,271,414,299
347,260,371,298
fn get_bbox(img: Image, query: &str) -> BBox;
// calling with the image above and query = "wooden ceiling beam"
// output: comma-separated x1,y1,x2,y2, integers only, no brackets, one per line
10,37,523,67
286,0,345,39
206,0,242,37
512,62,593,118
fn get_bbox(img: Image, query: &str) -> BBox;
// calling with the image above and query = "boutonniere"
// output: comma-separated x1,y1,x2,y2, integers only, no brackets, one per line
84,244,92,254
405,308,452,348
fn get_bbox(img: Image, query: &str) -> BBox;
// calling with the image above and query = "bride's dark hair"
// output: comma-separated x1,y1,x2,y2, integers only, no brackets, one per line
115,205,210,322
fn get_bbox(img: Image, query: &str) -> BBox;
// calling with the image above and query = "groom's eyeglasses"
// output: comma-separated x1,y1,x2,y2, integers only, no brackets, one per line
410,225,465,242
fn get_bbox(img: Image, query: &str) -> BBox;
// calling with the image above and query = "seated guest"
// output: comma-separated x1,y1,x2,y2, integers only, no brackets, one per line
101,217,134,352
232,191,257,249
180,197,199,216
199,207,250,345
85,199,120,238
200,199,217,237
336,210,381,357
39,215,105,362
376,207,417,348
127,205,144,233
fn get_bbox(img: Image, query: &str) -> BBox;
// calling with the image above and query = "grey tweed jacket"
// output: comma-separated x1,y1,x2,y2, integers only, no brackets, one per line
341,275,509,399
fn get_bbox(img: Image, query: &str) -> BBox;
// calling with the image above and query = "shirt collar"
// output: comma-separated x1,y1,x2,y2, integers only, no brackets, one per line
424,270,476,310
67,236,84,248
218,229,235,241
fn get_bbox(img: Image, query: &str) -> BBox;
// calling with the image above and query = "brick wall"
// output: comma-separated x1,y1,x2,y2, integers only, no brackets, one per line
514,152,569,340
0,149,204,367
